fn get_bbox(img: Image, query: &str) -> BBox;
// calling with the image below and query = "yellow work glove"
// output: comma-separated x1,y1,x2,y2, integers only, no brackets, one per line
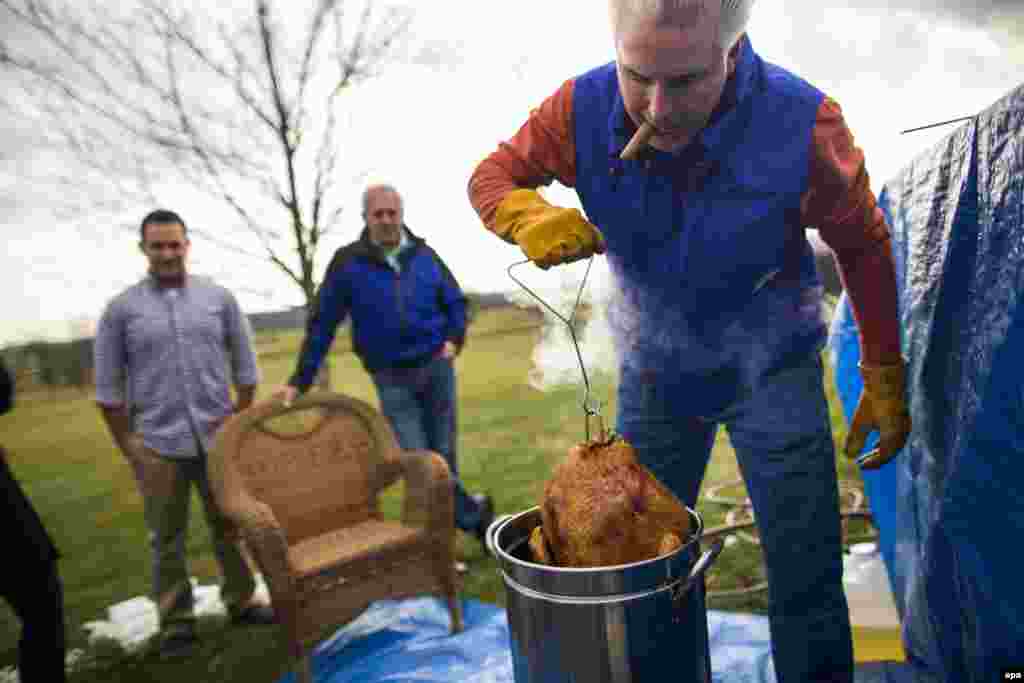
493,189,606,269
844,361,912,470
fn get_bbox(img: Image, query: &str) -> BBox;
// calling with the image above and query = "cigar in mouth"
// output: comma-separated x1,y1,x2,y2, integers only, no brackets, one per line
619,121,656,160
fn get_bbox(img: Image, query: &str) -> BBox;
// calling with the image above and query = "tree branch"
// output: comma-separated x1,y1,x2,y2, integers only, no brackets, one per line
0,0,412,310
257,0,308,283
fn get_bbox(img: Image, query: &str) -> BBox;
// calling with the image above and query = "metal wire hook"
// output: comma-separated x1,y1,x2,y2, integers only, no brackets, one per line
507,257,605,441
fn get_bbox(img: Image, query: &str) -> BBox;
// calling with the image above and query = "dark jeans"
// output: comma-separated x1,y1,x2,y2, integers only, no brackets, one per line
0,453,66,683
617,353,854,683
1,561,65,682
371,356,486,532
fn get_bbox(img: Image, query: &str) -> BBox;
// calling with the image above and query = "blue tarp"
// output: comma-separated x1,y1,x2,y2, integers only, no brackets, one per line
275,597,912,683
827,81,1024,682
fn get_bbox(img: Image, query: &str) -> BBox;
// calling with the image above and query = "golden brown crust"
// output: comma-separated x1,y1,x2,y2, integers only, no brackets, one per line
532,437,691,567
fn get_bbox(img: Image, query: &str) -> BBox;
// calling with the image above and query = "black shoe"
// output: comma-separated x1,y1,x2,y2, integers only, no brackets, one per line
159,623,199,658
471,494,495,546
230,603,277,626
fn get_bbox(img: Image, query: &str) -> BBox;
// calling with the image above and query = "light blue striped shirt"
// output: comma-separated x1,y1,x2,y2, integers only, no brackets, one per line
94,275,260,458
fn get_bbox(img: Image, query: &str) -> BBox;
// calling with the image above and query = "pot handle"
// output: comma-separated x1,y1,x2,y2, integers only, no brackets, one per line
672,539,725,608
485,514,515,559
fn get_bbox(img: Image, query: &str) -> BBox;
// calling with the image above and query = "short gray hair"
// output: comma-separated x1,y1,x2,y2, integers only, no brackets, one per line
361,183,403,214
609,0,754,49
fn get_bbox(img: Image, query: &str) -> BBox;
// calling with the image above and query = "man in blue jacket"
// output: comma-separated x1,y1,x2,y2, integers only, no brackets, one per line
281,183,494,545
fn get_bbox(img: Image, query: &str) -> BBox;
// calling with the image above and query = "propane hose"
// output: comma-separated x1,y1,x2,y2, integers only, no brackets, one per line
698,479,878,600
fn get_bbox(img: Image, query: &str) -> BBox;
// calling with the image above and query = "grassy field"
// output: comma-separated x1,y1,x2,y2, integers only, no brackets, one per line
0,304,866,681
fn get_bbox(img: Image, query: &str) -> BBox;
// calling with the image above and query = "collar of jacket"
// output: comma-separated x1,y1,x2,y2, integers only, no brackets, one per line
355,224,425,265
606,34,757,163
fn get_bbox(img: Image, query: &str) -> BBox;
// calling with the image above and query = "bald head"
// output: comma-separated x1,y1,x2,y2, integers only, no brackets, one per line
609,0,753,50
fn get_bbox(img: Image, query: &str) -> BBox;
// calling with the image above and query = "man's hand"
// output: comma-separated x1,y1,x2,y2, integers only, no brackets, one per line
844,361,912,470
493,189,605,269
439,341,457,360
96,403,150,488
122,433,147,490
234,384,256,413
272,385,299,408
123,432,143,454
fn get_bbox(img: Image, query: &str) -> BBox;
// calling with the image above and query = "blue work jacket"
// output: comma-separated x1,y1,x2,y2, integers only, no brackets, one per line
290,226,467,388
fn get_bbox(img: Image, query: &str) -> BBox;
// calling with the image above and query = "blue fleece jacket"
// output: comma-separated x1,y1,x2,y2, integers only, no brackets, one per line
289,226,467,389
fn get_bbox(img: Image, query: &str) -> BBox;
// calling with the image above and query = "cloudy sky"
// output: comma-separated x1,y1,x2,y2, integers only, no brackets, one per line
1,0,1022,346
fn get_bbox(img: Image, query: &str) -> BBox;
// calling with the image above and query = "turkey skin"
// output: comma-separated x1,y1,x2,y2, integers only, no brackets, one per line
529,436,692,567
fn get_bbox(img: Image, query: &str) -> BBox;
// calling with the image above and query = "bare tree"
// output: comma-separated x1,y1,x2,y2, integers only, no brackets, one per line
0,0,411,316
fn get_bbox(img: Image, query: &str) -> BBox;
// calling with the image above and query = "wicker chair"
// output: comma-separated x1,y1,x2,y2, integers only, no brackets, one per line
209,392,463,683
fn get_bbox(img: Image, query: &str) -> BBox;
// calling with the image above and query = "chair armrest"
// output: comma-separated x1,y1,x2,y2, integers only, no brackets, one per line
398,450,454,532
220,493,294,587
228,495,283,540
209,424,275,533
235,501,303,656
209,413,297,603
241,502,296,595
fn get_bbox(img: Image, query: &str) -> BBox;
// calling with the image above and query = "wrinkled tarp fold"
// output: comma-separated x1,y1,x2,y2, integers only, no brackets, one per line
828,81,1024,682
276,598,912,683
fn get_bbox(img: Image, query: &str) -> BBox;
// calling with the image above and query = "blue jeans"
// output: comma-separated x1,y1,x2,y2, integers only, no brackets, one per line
371,357,486,533
618,353,853,683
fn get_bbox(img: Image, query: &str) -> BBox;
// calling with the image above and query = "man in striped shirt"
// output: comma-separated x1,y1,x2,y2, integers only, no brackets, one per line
94,210,273,656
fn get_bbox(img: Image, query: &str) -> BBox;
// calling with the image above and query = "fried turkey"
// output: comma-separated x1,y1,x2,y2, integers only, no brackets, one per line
529,436,691,567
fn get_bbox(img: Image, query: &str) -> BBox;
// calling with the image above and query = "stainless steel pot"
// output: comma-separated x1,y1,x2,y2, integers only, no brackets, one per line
487,506,723,683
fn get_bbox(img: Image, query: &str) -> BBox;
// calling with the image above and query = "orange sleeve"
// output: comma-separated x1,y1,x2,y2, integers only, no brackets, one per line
802,97,902,364
467,78,577,236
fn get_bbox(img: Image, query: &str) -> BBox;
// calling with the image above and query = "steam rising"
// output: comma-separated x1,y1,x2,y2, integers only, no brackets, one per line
507,260,619,400
508,251,833,424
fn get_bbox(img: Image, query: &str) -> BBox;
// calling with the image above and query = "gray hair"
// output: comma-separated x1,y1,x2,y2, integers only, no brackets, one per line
361,183,403,214
609,0,754,49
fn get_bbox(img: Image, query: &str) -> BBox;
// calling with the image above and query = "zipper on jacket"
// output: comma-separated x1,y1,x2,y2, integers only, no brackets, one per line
394,269,405,329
